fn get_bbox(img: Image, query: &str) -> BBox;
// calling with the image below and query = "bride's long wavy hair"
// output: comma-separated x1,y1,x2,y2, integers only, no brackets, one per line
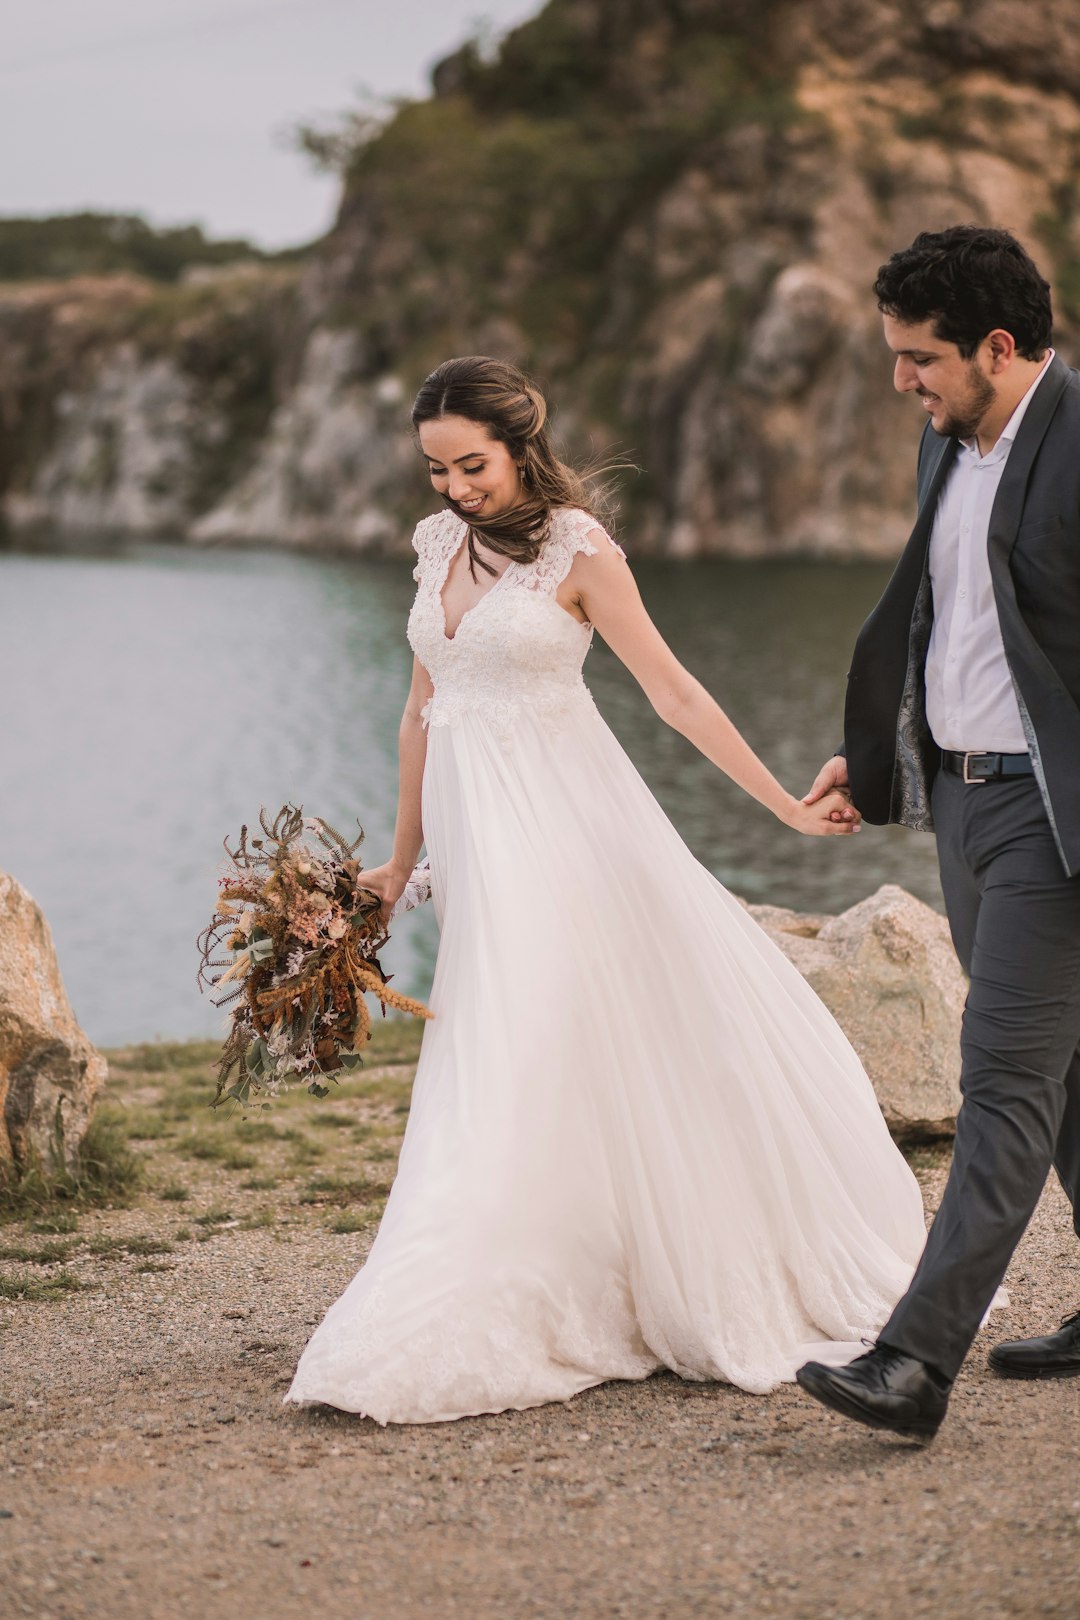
411,356,613,579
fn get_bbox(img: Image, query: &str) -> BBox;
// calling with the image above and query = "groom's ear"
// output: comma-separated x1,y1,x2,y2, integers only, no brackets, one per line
985,329,1018,374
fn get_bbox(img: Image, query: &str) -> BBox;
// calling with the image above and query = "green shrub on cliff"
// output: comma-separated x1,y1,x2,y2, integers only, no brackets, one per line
308,6,799,363
0,212,302,285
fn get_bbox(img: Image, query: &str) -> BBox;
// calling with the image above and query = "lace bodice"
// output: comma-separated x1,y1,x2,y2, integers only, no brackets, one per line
406,505,625,738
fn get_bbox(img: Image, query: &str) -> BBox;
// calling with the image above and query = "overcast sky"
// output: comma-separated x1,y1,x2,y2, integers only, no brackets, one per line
0,0,540,247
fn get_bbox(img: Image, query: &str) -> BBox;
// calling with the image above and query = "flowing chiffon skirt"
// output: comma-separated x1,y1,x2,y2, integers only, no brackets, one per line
284,694,930,1424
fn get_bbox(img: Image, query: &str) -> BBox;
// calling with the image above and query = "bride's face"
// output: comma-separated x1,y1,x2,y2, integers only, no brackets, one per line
419,415,523,521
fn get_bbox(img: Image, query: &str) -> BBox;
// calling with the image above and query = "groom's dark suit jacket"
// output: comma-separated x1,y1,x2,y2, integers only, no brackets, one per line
843,352,1080,876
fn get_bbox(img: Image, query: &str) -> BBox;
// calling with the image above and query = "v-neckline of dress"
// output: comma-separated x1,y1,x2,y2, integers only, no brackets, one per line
439,523,517,644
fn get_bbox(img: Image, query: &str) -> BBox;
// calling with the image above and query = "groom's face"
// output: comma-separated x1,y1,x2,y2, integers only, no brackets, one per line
882,314,996,440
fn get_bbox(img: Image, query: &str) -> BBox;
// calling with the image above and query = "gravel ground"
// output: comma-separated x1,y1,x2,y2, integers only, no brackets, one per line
2,1036,1079,1620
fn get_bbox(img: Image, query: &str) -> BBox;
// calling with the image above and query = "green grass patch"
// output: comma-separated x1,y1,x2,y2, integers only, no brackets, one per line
0,1240,75,1264
134,1260,175,1274
240,1175,280,1191
29,1210,80,1234
193,1208,235,1227
175,1135,257,1170
218,1148,258,1171
0,1109,143,1221
84,1234,174,1258
107,1040,221,1076
158,1099,214,1126
365,1142,400,1164
309,1111,355,1130
117,1109,175,1141
362,1020,425,1066
353,1074,414,1109
327,1210,370,1234
157,1182,191,1202
239,1209,276,1229
905,1142,953,1171
0,1269,89,1301
298,1174,383,1207
285,1136,326,1166
232,1121,281,1142
173,1226,192,1241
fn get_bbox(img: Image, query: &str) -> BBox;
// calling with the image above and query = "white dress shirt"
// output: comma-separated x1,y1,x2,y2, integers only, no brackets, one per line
925,351,1055,753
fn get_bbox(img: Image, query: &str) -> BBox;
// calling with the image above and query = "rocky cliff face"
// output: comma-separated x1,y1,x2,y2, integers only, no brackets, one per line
3,0,1080,556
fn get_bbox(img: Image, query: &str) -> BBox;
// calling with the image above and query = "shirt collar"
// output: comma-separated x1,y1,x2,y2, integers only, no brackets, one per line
959,348,1055,458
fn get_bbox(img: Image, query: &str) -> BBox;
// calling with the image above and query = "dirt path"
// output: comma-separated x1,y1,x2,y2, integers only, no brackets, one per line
2,1036,1079,1620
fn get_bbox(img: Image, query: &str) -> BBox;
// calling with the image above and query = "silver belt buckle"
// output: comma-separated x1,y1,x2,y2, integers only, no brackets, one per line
962,750,988,784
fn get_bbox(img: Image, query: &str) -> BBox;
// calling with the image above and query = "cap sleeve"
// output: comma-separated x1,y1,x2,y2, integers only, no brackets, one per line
409,512,441,583
555,506,627,560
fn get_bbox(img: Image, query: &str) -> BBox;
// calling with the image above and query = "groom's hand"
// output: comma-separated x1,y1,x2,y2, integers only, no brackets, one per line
804,755,859,825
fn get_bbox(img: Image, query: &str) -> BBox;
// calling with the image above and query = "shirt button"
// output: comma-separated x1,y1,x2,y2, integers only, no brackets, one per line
959,589,967,599
948,654,957,664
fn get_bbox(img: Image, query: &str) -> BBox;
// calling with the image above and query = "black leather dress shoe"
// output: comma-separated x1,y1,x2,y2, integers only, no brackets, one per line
988,1308,1080,1379
796,1344,951,1442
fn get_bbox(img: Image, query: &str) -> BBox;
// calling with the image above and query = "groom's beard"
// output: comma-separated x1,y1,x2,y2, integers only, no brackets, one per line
922,362,997,440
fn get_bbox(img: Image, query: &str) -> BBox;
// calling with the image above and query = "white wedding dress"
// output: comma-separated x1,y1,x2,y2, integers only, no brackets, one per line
284,506,928,1424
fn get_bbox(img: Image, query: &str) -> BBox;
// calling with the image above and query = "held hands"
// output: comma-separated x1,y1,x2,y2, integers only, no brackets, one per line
783,789,861,837
772,755,862,837
786,753,861,837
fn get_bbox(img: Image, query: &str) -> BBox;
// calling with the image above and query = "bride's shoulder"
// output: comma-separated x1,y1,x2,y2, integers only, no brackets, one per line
412,507,461,553
410,508,462,579
549,506,627,561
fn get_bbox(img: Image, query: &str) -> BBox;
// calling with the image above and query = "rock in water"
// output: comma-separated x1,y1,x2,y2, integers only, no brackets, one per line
746,885,964,1141
0,871,106,1174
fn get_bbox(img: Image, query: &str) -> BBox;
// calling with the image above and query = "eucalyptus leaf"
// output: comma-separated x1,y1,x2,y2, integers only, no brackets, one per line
245,1037,269,1078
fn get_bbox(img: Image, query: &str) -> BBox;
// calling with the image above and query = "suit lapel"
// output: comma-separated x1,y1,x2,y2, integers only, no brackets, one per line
916,426,957,515
889,427,957,612
876,428,958,830
983,355,1072,869
988,353,1070,579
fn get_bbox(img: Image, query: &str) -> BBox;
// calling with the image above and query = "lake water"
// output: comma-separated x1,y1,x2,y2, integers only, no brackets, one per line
0,534,942,1046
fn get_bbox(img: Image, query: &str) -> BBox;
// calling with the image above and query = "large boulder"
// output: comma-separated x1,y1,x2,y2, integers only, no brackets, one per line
0,872,107,1174
746,884,965,1141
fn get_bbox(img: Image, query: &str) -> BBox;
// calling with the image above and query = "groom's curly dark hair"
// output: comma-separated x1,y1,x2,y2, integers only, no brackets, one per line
874,225,1053,360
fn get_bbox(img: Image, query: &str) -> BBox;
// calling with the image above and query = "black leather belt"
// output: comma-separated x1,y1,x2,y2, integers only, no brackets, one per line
941,749,1035,783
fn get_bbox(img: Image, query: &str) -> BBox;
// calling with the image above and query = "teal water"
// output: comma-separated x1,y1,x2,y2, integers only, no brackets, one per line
0,535,940,1046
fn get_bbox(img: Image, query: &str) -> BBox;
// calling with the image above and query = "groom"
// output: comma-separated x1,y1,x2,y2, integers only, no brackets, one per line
796,224,1080,1441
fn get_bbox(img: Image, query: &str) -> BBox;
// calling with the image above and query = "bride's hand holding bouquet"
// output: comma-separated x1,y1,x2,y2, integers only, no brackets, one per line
197,806,432,1110
350,860,412,925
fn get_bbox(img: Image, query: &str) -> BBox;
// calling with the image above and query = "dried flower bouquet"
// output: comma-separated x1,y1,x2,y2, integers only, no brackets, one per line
198,805,432,1107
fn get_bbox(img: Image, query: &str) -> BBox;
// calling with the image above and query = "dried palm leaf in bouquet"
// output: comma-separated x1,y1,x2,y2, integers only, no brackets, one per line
197,805,432,1109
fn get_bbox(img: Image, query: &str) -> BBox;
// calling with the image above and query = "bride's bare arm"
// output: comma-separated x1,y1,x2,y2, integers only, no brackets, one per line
571,538,859,837
359,657,434,913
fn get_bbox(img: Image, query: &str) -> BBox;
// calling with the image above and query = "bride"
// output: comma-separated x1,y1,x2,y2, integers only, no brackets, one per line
284,355,928,1424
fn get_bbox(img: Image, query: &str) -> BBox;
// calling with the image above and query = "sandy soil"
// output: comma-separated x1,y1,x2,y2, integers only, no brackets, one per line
2,1036,1079,1620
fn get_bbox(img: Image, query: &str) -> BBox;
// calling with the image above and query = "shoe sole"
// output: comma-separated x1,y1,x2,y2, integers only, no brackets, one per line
988,1360,1080,1381
795,1367,941,1443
